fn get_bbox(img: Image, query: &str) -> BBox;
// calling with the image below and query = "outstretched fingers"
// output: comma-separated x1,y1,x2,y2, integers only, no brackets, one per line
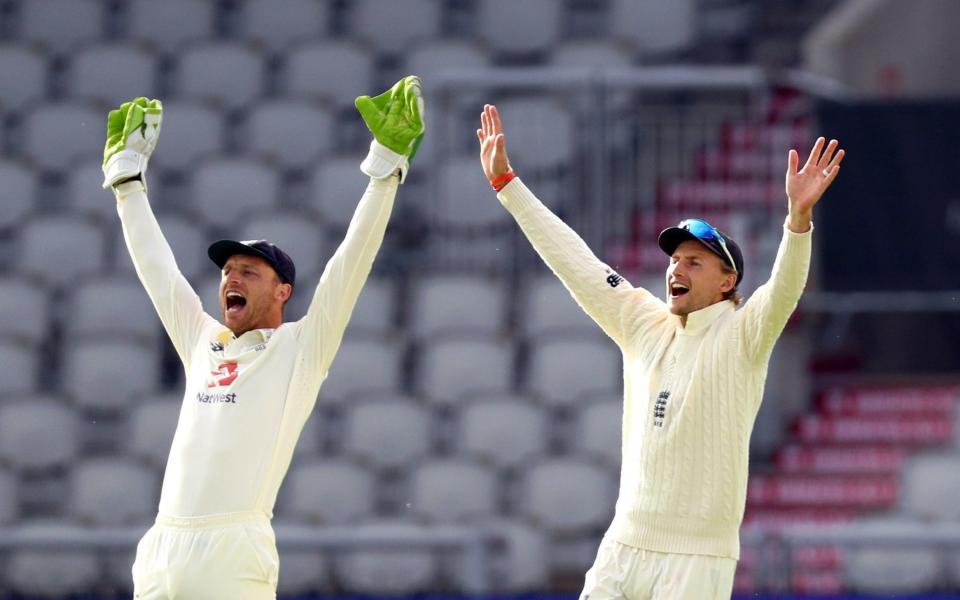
804,137,825,170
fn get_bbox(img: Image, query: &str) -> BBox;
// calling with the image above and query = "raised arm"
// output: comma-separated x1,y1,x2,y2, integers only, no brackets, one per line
104,99,212,365
477,104,659,348
739,137,845,362
295,77,424,380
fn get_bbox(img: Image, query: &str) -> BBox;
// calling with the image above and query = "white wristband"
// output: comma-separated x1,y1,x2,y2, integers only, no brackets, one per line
360,140,409,183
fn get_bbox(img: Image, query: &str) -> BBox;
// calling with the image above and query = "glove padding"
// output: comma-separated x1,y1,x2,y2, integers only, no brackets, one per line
102,97,163,189
355,75,425,182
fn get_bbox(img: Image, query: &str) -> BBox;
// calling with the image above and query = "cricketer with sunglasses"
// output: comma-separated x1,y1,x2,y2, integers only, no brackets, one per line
477,104,845,599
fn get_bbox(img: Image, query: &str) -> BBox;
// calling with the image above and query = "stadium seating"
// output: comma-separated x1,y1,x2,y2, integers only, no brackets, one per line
350,0,441,57
124,395,181,468
320,337,403,402
69,457,158,526
457,396,549,470
610,0,696,56
63,276,161,342
66,43,159,106
899,451,960,520
0,277,48,347
126,0,215,55
0,468,18,525
408,274,506,339
331,520,437,595
238,0,330,53
417,336,513,403
174,42,265,110
306,155,374,230
23,102,102,171
526,337,621,405
61,339,160,412
340,396,432,471
0,46,46,114
0,397,80,473
574,394,622,467
282,41,375,109
408,458,498,523
5,520,101,597
16,213,106,288
519,458,615,534
281,458,376,525
243,100,334,171
192,157,281,228
147,100,226,174
476,0,562,59
435,156,510,228
18,0,103,55
0,341,37,395
273,521,330,594
522,275,602,338
0,162,34,230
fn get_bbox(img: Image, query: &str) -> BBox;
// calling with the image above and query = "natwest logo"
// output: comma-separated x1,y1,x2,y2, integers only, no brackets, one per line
208,362,239,388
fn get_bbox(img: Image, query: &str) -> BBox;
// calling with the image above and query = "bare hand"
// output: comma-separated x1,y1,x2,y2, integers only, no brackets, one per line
477,104,512,183
785,137,845,232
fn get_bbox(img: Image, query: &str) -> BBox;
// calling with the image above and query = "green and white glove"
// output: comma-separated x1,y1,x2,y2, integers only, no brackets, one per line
101,97,163,189
355,75,424,183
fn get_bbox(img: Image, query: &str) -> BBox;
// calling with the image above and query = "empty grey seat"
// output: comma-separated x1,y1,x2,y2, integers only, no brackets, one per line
333,520,437,595
575,396,622,467
409,458,497,523
114,211,210,282
404,40,490,94
127,0,215,55
6,520,100,597
339,277,396,338
239,0,329,52
175,42,265,110
611,0,696,56
900,452,960,520
0,45,46,114
17,214,105,288
477,0,561,57
351,0,440,56
243,100,333,171
495,97,575,171
0,277,48,346
66,43,158,105
0,397,79,472
282,458,376,525
273,520,331,595
418,337,513,403
20,0,103,54
64,158,116,222
847,534,940,594
24,102,102,170
523,275,602,338
551,40,635,69
63,276,160,342
459,398,548,469
341,396,431,470
0,468,17,524
125,396,181,467
526,337,621,406
444,518,548,593
239,210,325,281
192,158,280,228
307,155,371,229
0,342,37,395
409,274,505,338
520,458,615,534
62,339,159,412
70,457,158,526
148,101,225,173
321,337,402,402
282,41,375,109
436,156,510,227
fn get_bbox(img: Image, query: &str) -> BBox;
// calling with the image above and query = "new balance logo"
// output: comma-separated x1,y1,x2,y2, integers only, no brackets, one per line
654,390,669,427
606,272,624,288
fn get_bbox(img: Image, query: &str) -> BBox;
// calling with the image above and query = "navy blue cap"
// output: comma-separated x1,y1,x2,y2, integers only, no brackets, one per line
658,220,744,286
208,239,296,288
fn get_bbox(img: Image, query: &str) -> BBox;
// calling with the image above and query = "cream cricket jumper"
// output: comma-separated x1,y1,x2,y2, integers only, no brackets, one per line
498,178,811,560
115,176,397,518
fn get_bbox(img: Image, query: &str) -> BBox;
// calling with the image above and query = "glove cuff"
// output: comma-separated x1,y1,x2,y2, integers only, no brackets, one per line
102,150,149,189
360,140,409,183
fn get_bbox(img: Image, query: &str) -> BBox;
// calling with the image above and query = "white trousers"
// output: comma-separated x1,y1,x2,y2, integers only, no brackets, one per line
580,538,736,600
132,512,279,600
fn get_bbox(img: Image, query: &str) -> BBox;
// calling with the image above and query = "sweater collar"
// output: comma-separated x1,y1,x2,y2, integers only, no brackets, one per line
675,300,734,333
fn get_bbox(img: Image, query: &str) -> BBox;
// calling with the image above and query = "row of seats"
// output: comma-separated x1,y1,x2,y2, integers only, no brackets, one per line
0,38,649,113
1,516,554,596
4,0,696,59
0,332,622,408
0,392,623,475
2,100,576,173
1,270,647,343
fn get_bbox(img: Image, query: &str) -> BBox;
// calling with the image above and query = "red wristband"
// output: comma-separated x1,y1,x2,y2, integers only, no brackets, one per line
490,170,516,192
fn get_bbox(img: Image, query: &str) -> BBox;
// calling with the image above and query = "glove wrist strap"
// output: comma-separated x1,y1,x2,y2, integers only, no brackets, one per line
361,140,409,183
102,150,149,190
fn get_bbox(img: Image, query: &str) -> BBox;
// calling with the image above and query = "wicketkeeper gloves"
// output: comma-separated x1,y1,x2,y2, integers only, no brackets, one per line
355,75,425,183
102,97,162,189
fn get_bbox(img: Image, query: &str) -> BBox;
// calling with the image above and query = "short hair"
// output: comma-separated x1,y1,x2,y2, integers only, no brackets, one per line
721,265,743,306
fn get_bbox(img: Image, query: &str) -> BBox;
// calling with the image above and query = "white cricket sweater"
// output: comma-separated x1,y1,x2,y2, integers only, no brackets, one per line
115,176,397,518
498,178,811,559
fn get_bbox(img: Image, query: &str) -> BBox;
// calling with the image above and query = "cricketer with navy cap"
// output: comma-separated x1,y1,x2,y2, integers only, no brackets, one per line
478,103,844,599
101,78,424,599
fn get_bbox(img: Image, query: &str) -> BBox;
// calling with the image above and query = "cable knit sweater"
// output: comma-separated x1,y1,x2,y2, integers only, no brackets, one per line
498,178,811,559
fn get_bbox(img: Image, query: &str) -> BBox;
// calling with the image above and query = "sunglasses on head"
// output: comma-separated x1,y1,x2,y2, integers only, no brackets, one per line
678,218,737,275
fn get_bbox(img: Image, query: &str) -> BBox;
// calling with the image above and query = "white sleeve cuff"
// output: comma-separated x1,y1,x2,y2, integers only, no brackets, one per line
360,140,409,183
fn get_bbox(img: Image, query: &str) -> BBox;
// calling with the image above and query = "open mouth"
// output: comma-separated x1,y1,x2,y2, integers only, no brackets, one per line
670,283,690,298
225,291,247,314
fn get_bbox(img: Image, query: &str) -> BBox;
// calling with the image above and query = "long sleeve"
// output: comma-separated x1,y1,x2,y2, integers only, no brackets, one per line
115,180,213,366
294,175,398,382
736,221,812,364
498,178,661,348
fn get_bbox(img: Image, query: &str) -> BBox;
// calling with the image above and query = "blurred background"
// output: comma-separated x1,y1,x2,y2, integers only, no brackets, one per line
1,0,960,598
